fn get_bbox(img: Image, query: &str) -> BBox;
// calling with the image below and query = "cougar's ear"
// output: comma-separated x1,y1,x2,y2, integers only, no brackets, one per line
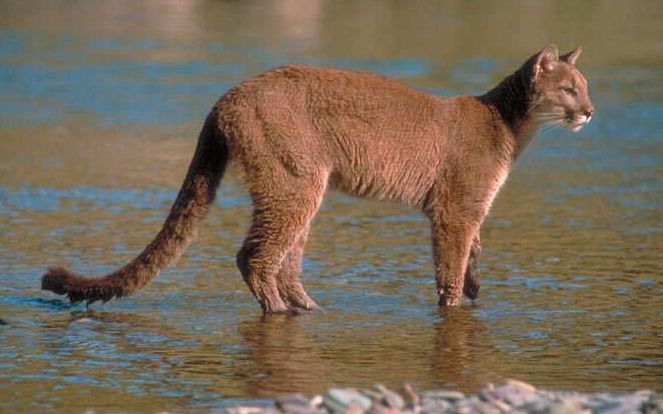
534,44,559,79
560,46,582,65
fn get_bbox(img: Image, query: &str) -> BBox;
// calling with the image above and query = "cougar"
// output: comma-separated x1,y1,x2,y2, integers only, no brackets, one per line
42,45,594,314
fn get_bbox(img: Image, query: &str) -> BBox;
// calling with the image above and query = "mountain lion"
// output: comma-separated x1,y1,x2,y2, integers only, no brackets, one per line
42,45,594,314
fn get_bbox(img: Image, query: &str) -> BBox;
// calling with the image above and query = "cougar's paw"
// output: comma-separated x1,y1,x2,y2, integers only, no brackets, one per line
463,269,480,300
262,293,323,315
294,300,323,313
463,250,481,300
283,292,322,313
260,297,291,315
437,289,463,307
275,278,322,313
463,280,480,300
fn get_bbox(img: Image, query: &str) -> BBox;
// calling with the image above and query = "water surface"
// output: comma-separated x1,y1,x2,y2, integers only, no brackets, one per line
1,1,662,412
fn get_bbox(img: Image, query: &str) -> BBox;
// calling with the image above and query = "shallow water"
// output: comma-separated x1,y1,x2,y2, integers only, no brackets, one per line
1,1,662,412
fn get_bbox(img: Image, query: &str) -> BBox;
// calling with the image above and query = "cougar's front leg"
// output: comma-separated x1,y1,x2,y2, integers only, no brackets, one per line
430,218,479,307
426,176,487,307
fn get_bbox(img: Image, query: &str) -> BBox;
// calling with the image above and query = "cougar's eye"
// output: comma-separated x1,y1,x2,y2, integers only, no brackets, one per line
561,87,577,96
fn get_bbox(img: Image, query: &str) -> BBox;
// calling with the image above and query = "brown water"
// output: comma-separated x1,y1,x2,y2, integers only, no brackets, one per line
1,1,662,412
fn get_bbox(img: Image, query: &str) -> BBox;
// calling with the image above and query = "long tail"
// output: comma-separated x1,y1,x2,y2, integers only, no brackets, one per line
41,112,228,304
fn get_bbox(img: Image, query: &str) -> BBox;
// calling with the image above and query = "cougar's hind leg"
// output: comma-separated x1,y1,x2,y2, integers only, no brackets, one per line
463,234,481,300
236,172,327,314
276,223,321,311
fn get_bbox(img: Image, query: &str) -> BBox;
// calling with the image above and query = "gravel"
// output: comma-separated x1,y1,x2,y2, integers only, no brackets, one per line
225,379,662,414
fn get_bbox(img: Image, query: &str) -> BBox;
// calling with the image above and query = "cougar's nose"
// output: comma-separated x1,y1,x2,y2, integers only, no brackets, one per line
584,107,595,118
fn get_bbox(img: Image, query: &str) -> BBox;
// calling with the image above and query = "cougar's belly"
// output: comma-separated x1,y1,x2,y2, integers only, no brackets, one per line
328,147,438,206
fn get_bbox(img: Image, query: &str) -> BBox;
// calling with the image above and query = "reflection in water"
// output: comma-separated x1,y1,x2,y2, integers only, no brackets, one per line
433,307,496,391
238,310,498,396
1,0,662,412
239,315,329,396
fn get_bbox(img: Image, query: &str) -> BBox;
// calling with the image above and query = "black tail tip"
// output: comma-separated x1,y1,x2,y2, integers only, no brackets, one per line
41,266,76,295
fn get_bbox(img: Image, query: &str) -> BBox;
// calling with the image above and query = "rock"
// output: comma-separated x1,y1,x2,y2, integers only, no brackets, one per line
504,379,537,393
345,405,366,414
325,388,372,413
222,382,663,414
0,318,7,325
366,406,401,414
592,391,657,414
582,396,611,411
373,384,404,410
421,390,466,402
361,389,383,403
520,399,552,414
226,406,268,414
401,383,419,409
455,397,504,414
321,398,344,414
275,394,319,414
277,403,316,414
544,399,585,414
482,381,539,408
275,394,310,406
488,399,512,412
420,397,450,414
594,401,627,414
310,395,324,407
642,393,663,414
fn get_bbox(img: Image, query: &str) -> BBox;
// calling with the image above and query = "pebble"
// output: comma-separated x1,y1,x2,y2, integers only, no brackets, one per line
482,381,538,407
373,384,405,410
544,399,584,414
310,395,324,407
505,379,537,393
275,394,319,414
324,388,372,413
420,397,450,414
227,406,271,414
223,380,663,414
455,397,501,414
421,390,466,401
644,393,663,413
488,399,511,412
401,383,419,409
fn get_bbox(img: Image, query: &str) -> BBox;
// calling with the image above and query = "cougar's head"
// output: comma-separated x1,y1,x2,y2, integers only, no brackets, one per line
528,45,595,132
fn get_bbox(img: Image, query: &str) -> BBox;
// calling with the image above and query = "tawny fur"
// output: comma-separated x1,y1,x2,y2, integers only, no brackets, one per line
42,45,594,313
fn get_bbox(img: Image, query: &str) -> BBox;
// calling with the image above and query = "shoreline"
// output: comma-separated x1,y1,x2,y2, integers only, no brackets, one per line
225,380,662,414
